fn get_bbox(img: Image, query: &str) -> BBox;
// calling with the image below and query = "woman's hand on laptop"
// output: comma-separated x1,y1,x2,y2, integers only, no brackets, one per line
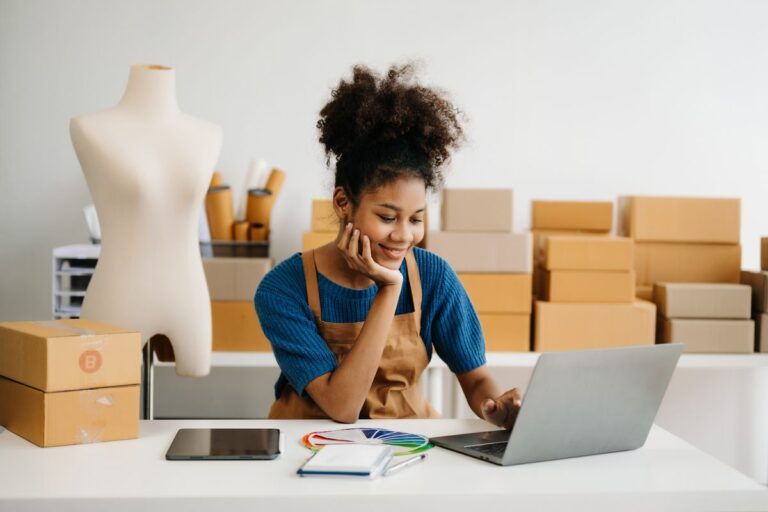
481,388,523,430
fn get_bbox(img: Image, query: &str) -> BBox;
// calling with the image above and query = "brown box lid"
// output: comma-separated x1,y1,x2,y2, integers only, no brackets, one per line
619,196,740,244
634,243,741,286
533,300,656,352
653,283,751,319
545,270,635,303
544,236,634,271
459,273,532,314
531,200,613,232
427,232,532,273
441,188,514,233
0,320,141,392
659,318,754,353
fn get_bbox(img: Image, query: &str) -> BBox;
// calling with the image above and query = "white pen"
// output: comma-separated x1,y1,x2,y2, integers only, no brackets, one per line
383,453,427,476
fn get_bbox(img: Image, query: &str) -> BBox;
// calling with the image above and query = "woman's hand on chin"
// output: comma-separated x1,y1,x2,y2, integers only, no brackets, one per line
338,223,403,288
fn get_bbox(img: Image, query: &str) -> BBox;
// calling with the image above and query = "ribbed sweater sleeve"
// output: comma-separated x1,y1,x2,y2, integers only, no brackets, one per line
254,254,337,397
415,248,487,374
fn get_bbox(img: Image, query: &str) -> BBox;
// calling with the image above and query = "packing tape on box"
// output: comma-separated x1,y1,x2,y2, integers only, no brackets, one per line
75,388,114,444
35,320,106,373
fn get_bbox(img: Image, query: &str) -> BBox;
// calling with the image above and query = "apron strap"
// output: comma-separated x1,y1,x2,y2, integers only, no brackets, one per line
301,250,322,321
405,250,422,331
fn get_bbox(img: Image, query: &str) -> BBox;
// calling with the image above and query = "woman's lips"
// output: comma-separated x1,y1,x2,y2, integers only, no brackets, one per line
379,244,408,259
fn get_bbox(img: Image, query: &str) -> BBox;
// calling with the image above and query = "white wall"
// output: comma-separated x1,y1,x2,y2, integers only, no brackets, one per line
2,0,768,320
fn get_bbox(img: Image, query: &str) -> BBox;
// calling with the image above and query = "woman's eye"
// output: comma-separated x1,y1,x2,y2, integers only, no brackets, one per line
379,215,396,223
410,218,424,224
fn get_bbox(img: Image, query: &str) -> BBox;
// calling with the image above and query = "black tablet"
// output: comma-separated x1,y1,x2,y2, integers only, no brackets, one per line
165,428,281,460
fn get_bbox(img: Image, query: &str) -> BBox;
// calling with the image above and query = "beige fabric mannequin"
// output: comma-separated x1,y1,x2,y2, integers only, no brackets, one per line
70,64,222,376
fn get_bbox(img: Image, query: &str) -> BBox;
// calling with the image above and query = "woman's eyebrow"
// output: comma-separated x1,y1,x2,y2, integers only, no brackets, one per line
376,203,426,213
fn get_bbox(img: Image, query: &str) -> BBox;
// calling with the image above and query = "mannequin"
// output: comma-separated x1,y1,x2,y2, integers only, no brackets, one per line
70,64,222,376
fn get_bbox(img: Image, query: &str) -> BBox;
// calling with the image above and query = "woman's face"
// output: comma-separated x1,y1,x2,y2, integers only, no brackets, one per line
348,176,427,270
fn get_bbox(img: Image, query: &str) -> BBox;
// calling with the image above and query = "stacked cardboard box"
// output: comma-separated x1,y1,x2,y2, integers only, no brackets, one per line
303,199,338,251
428,189,532,351
0,320,141,447
619,197,741,301
203,258,272,351
654,283,753,353
530,200,613,297
534,235,656,351
739,269,768,353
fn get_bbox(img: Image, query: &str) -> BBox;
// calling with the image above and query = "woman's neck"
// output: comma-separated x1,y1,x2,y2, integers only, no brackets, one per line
315,244,375,290
117,64,180,117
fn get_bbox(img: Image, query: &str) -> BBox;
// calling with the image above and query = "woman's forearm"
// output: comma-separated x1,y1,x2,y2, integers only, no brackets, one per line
308,283,401,422
457,367,503,419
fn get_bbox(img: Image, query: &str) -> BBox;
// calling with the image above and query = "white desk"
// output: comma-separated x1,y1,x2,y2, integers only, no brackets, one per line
1,419,767,512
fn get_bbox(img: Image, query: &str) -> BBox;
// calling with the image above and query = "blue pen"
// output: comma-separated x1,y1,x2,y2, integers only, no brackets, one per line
383,453,427,476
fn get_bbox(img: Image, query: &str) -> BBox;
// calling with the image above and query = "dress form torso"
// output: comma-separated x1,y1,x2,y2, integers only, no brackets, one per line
70,64,222,376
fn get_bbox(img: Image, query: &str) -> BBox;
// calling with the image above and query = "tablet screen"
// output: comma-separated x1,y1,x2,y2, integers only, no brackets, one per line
166,428,280,460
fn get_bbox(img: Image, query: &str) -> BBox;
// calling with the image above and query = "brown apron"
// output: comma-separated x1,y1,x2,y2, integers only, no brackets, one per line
268,249,440,419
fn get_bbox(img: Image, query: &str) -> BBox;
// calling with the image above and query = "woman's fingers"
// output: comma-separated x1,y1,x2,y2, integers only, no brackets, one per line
361,235,373,266
337,222,352,252
483,389,523,430
347,228,361,262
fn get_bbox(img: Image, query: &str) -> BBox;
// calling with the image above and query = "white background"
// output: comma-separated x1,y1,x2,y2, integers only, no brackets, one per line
1,0,768,320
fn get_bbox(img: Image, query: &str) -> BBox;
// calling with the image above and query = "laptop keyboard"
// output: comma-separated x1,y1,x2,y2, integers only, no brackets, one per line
467,441,508,458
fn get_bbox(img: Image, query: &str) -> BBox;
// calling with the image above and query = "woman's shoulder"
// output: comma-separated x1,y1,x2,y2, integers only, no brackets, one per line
411,247,455,295
412,246,451,277
255,252,307,303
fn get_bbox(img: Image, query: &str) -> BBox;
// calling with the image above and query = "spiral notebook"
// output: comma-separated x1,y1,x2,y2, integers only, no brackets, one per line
297,444,394,478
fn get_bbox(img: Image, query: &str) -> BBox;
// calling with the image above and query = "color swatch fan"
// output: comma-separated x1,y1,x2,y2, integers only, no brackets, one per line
302,428,432,455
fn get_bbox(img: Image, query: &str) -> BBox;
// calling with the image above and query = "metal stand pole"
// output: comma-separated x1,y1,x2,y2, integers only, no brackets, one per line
141,337,153,420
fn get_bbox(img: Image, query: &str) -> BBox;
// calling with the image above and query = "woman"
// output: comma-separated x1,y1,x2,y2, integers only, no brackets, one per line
255,64,522,428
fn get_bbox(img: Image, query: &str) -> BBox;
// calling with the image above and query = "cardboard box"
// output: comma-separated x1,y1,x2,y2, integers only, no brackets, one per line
762,238,768,271
658,318,754,353
212,301,271,352
312,199,338,232
479,313,530,352
634,243,741,285
636,285,653,301
544,236,634,271
755,313,768,353
0,377,139,447
531,201,613,232
427,232,532,273
203,258,272,301
0,320,141,393
741,271,768,313
532,229,610,264
653,283,751,319
302,231,336,251
458,274,532,314
441,188,513,232
619,196,740,244
545,270,635,303
533,301,656,352
741,270,768,313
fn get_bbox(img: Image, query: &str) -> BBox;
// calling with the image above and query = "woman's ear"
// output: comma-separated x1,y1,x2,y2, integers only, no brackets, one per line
332,187,351,224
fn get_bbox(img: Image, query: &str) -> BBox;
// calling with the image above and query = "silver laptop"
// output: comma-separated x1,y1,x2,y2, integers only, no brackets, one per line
431,343,683,466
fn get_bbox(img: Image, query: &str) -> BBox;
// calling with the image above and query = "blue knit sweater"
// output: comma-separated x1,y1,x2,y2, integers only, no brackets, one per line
254,247,486,399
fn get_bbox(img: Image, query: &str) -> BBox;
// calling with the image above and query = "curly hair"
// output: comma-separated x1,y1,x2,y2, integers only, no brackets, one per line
317,63,465,205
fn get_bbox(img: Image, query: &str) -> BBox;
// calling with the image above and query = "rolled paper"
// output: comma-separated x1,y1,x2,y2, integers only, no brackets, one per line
264,168,286,199
210,170,223,188
205,185,235,240
246,188,273,229
233,220,249,241
249,222,268,241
